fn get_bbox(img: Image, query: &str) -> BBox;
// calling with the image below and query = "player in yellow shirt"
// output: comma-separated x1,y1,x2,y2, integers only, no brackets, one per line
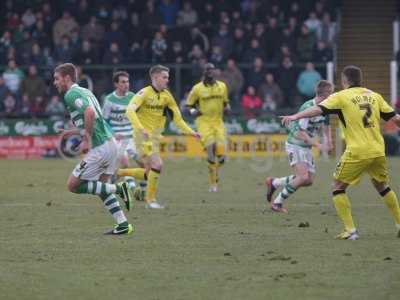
281,65,400,240
118,65,200,209
186,63,229,192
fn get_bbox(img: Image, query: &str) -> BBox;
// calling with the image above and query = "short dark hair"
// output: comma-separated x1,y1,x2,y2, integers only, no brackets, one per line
315,80,333,96
113,71,129,83
342,65,362,87
149,64,169,77
54,63,77,82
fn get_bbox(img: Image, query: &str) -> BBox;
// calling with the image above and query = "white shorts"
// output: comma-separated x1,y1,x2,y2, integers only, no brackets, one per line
286,142,315,173
117,138,137,160
72,139,118,180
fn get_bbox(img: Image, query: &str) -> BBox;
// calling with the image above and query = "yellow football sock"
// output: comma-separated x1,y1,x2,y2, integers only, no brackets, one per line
146,169,160,203
208,160,218,187
382,189,400,226
117,168,146,180
333,191,356,232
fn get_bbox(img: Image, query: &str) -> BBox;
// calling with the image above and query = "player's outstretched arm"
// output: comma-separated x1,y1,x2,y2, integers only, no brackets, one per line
280,106,323,126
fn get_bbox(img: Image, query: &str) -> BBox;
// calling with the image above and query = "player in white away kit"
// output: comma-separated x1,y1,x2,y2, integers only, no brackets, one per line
266,80,333,213
54,63,134,235
102,71,146,199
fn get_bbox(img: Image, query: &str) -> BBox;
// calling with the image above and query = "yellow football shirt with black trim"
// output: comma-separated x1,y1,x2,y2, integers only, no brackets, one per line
187,80,228,122
318,87,395,160
126,85,195,137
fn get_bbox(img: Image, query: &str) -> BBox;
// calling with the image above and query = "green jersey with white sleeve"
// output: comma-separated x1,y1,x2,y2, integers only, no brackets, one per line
63,84,113,148
287,99,329,148
102,91,135,140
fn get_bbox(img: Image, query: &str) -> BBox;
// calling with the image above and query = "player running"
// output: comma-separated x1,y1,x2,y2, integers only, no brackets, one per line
102,71,146,200
118,65,200,209
186,63,230,192
281,65,400,240
266,80,333,213
54,63,134,235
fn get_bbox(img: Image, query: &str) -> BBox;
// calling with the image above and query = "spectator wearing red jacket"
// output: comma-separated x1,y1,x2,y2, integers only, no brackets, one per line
241,86,262,119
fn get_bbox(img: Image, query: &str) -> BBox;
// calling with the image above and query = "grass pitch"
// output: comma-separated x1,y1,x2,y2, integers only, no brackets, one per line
1,157,400,300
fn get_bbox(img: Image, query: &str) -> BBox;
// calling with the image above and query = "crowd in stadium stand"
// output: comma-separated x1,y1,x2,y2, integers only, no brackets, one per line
0,0,339,119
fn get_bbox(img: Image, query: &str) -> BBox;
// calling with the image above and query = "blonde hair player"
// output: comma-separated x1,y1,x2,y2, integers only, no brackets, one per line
118,65,200,209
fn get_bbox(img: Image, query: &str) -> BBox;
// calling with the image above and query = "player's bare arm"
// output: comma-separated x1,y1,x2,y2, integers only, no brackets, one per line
81,106,95,153
323,125,333,151
281,106,323,126
295,130,324,150
388,114,400,127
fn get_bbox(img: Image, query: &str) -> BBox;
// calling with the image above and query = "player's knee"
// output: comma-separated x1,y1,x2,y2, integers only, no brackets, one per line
298,174,312,187
67,181,78,193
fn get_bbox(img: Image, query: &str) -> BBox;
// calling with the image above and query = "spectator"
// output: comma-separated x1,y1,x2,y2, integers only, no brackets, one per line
211,23,233,59
103,42,123,65
242,86,263,119
254,22,266,47
304,11,322,33
231,27,247,61
297,24,316,62
41,2,54,30
97,4,110,23
264,17,281,60
188,27,210,53
32,20,51,47
81,16,105,46
21,8,36,29
52,11,79,45
277,57,298,107
76,0,91,24
209,45,225,67
177,2,198,26
0,31,14,62
221,58,244,112
243,38,265,62
188,44,204,63
21,65,46,103
151,31,168,63
54,36,74,63
45,95,66,120
258,73,283,108
246,57,265,88
19,94,31,117
2,60,24,95
28,43,46,66
142,1,163,28
167,41,185,63
18,30,35,65
297,62,322,99
158,0,179,26
200,3,217,30
0,77,10,112
128,42,147,63
316,12,336,46
30,96,46,117
75,39,98,65
275,44,296,63
313,41,333,63
105,22,127,52
279,27,296,53
2,93,18,117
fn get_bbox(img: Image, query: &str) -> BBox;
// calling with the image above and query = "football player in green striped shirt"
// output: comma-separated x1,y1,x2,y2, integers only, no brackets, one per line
54,63,134,235
265,80,334,213
102,71,146,200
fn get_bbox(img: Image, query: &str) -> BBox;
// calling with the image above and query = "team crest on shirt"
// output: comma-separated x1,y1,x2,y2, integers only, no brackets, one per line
75,98,83,108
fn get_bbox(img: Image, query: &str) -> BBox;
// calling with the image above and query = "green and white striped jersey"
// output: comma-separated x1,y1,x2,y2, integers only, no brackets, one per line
64,84,112,148
287,99,329,148
102,91,135,140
